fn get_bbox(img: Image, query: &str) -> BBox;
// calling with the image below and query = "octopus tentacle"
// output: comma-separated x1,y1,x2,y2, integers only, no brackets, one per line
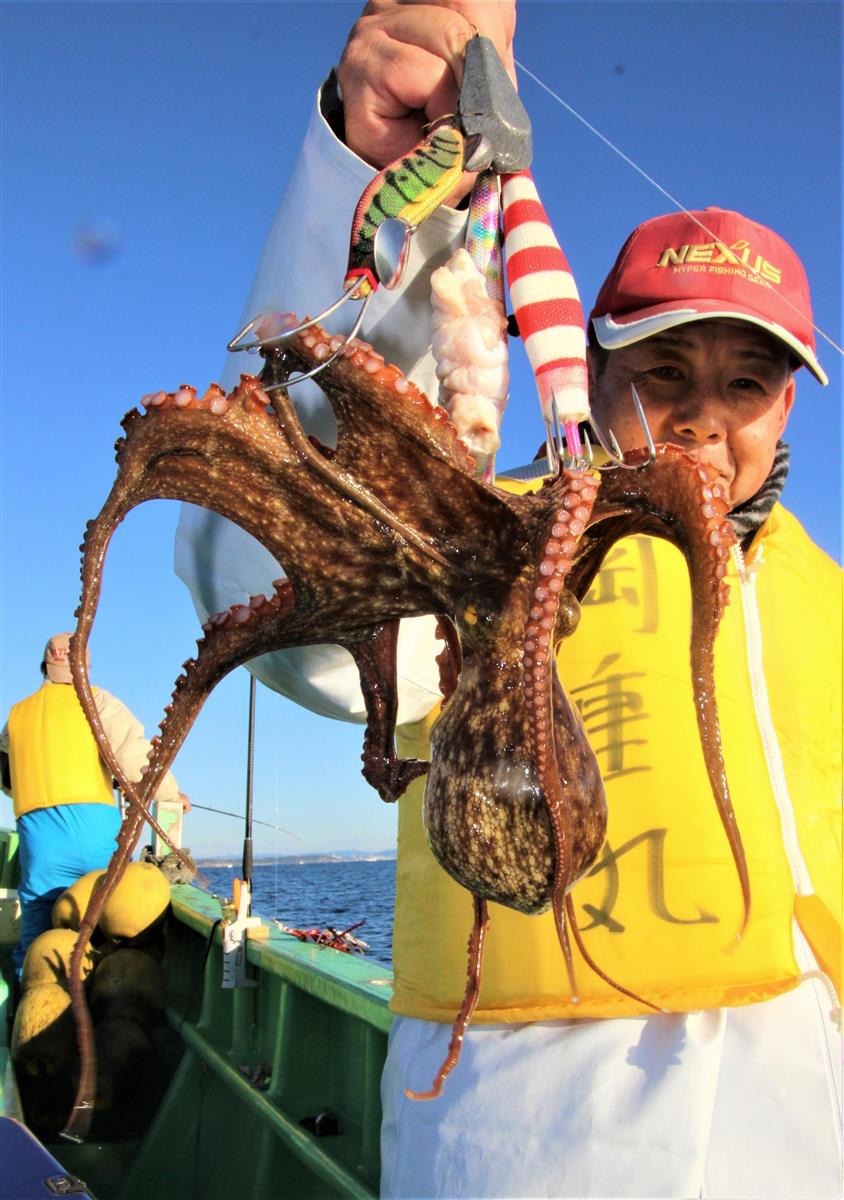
341,622,429,802
61,801,147,1142
68,573,438,1133
433,614,462,701
522,473,599,943
266,325,534,576
69,503,193,865
268,323,477,477
564,894,663,1011
406,895,489,1101
521,472,609,1005
576,446,748,933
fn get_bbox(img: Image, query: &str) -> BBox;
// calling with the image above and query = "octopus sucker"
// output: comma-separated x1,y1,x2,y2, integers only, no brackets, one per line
63,315,746,1134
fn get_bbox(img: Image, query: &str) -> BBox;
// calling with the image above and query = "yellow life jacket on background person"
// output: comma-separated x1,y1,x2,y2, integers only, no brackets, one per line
8,684,116,818
391,503,842,1022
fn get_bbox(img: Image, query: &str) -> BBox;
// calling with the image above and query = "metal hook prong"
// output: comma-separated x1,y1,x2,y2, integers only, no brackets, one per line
589,383,656,471
581,428,594,466
262,291,373,391
227,313,265,354
227,277,366,355
544,418,560,475
630,383,656,461
550,392,566,467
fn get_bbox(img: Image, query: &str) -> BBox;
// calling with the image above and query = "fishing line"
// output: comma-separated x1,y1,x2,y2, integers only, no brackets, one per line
515,58,844,360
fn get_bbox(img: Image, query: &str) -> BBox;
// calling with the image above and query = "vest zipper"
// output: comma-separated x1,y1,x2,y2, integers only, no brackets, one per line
731,543,813,896
733,544,842,1053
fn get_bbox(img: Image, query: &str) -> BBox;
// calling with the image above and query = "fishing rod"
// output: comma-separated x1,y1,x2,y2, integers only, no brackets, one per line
242,671,257,912
189,802,299,839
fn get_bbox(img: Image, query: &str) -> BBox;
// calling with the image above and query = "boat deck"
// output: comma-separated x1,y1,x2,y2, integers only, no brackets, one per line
1,836,392,1200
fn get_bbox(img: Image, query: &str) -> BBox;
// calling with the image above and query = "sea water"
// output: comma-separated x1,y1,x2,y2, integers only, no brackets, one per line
198,858,396,966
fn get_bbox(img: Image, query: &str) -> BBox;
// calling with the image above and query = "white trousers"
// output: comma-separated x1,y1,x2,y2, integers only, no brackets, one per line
381,980,842,1199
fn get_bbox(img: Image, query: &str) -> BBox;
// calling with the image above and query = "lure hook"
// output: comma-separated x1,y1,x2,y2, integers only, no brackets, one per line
226,275,374,390
261,291,373,392
227,277,367,356
589,384,656,471
547,392,594,473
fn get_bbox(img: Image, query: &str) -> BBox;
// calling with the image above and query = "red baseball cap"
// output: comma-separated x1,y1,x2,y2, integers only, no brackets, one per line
588,207,827,385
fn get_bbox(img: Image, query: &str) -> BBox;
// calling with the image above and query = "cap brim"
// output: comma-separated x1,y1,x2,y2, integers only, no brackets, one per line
591,301,828,386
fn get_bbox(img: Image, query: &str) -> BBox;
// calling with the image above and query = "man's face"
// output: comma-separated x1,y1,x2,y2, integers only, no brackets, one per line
588,319,795,510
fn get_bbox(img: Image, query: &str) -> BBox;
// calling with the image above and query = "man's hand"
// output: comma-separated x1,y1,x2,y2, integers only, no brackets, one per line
179,792,191,814
338,0,517,173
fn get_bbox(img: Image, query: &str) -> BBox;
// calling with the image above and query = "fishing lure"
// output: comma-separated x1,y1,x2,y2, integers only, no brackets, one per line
345,123,466,296
501,170,590,448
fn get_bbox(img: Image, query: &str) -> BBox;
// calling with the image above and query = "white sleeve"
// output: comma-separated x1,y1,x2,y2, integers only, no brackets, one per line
94,688,181,803
174,79,467,726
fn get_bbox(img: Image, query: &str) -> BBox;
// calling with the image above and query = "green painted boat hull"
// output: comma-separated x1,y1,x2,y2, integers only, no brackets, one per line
0,832,391,1199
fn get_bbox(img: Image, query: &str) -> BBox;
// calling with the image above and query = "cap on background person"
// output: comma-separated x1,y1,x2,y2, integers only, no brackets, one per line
588,207,827,385
42,633,74,684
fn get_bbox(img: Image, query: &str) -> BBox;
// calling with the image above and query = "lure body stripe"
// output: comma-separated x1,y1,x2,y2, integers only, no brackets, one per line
465,169,504,306
346,125,465,295
505,223,563,256
518,297,585,330
525,329,587,364
506,246,581,289
502,169,590,423
508,271,581,309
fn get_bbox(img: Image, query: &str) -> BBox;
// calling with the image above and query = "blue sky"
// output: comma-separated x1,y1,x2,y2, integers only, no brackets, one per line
2,2,840,857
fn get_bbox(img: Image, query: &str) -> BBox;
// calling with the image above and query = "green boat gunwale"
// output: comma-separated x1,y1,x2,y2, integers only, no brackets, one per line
1,832,393,1200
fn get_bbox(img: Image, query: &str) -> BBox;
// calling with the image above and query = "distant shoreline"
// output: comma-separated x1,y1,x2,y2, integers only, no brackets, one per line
197,851,396,869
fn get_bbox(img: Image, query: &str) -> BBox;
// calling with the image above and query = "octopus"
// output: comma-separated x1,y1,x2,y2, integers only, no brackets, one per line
61,316,746,1137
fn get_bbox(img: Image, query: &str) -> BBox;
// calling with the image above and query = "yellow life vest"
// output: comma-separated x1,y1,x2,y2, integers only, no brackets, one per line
8,684,116,818
391,502,842,1021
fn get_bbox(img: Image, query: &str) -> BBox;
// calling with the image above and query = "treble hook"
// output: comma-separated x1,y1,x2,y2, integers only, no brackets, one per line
547,392,594,473
544,406,562,475
225,205,418,389
589,384,656,471
227,278,374,388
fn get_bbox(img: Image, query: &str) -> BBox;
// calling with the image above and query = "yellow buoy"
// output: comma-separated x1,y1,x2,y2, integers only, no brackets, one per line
98,861,170,944
89,947,165,1025
51,868,106,931
21,928,97,990
11,983,76,1077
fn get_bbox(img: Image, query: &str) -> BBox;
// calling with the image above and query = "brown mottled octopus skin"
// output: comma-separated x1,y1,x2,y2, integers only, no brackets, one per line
62,318,742,1132
426,562,604,915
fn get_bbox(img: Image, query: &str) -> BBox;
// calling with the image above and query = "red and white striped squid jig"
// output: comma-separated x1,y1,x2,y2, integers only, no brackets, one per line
501,168,654,469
